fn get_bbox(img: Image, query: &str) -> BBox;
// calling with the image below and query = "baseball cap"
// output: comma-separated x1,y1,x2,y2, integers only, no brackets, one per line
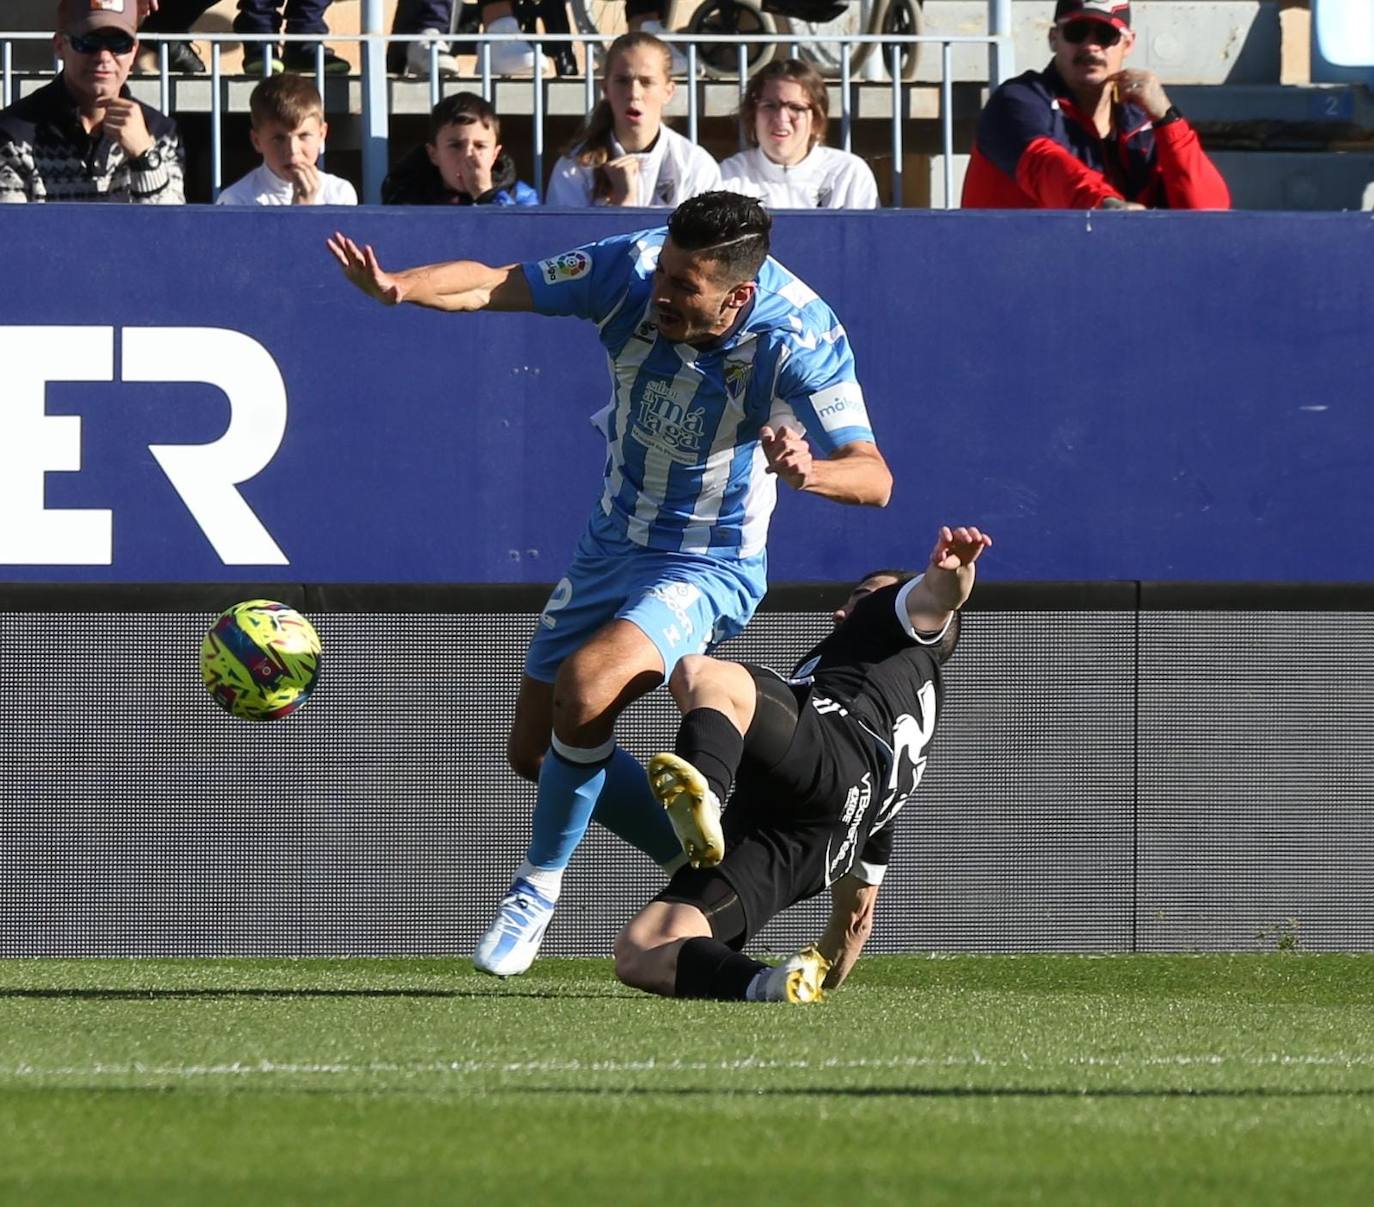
1053,0,1131,29
57,0,139,37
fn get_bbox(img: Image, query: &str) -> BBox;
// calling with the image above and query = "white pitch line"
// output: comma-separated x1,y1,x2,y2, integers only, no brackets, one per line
1,1053,1373,1079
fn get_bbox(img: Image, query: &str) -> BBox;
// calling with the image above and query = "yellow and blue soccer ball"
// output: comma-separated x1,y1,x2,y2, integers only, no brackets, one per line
201,600,321,721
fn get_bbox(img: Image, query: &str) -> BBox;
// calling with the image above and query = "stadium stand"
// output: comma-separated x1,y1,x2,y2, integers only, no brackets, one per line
3,4,1373,204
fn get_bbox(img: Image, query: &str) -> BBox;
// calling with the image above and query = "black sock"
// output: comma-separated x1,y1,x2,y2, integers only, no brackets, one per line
674,937,766,1000
675,708,743,803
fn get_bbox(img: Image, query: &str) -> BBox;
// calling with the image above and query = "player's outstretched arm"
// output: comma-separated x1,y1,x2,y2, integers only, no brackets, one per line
760,427,893,507
326,233,534,313
904,525,993,633
815,873,879,990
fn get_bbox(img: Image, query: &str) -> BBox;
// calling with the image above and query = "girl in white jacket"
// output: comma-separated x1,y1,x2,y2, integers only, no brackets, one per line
720,59,879,210
546,32,720,207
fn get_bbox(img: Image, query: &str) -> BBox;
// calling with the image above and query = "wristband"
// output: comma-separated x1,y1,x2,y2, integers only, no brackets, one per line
1153,106,1183,129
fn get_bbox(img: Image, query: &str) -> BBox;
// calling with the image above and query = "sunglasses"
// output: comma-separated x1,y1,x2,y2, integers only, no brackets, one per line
65,31,137,56
1060,20,1123,48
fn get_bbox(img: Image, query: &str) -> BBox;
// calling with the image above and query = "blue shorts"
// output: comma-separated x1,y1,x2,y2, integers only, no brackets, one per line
524,521,767,684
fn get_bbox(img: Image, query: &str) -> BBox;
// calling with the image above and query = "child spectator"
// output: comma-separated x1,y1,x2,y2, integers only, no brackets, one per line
545,32,719,207
217,74,356,204
719,60,878,209
382,92,537,205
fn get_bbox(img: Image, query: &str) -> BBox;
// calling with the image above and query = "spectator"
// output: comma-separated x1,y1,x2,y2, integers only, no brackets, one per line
382,92,537,205
388,0,461,79
0,0,185,203
234,1,349,76
474,1,553,78
719,59,879,209
961,0,1230,210
134,0,212,74
216,74,356,204
546,31,719,207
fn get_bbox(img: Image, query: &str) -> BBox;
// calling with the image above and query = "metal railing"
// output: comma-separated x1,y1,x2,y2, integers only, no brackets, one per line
0,23,1007,208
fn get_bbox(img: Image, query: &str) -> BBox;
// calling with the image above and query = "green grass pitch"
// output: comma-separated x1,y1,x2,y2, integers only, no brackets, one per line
0,955,1371,1204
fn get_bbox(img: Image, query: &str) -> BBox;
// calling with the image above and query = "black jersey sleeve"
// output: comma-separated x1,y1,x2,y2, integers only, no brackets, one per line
804,582,913,673
853,822,893,884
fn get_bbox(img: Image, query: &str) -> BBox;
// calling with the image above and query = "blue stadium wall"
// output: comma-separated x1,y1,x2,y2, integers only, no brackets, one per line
3,208,1374,957
2,206,1373,583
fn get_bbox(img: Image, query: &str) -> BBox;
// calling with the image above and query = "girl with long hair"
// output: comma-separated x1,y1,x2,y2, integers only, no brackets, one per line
546,32,720,206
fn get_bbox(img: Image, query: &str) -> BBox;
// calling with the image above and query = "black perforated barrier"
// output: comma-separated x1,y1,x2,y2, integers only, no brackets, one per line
1,584,1371,957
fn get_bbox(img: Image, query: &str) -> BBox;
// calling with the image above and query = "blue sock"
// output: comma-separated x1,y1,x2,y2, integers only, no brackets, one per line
526,743,610,870
593,747,684,868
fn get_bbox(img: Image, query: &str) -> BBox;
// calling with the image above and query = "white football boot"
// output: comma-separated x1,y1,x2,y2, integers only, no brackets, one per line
473,877,558,977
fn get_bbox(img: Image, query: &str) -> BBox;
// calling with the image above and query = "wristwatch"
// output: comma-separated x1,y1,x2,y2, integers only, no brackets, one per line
132,146,163,171
1153,106,1183,129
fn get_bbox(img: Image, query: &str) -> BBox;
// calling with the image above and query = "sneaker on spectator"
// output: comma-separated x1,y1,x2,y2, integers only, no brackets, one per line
282,45,352,76
484,15,553,78
550,43,579,77
241,44,285,76
136,40,207,75
405,30,462,80
638,19,690,75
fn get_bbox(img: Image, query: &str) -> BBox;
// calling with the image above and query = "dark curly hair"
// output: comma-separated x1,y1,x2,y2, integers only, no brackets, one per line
667,191,772,284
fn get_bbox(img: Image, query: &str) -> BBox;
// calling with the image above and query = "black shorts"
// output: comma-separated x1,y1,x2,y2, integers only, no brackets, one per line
654,668,886,947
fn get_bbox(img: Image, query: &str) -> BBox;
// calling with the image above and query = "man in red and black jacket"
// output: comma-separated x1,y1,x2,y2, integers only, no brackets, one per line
962,0,1229,210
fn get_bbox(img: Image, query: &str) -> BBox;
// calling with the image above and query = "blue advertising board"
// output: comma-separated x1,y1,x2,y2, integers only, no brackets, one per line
2,206,1371,582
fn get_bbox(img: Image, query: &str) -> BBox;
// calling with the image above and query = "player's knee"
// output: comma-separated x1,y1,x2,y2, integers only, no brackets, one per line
505,726,546,782
612,927,651,989
507,745,542,783
552,664,621,734
667,654,713,709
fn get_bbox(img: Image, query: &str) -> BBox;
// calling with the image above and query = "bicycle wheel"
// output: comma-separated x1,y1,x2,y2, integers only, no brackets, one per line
686,0,777,79
772,5,864,77
775,0,921,80
849,0,922,80
566,0,627,69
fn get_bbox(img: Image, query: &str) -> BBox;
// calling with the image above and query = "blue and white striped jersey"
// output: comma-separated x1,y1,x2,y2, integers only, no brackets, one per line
522,227,875,558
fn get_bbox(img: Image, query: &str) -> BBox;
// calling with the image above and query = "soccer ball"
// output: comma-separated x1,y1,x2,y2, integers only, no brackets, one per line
201,600,321,721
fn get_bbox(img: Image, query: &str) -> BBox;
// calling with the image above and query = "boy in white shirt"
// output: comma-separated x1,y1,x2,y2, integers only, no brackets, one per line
217,75,357,206
720,60,878,210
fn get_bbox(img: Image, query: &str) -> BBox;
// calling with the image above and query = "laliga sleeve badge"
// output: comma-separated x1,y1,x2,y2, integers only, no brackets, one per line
539,250,592,285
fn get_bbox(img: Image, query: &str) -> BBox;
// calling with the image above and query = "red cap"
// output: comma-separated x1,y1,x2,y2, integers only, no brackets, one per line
1054,1,1131,30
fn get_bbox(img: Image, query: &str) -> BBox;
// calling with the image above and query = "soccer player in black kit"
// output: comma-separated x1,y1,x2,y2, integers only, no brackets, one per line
613,524,992,1003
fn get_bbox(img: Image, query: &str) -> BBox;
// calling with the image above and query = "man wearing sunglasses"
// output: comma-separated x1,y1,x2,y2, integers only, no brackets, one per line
961,0,1228,210
0,0,185,202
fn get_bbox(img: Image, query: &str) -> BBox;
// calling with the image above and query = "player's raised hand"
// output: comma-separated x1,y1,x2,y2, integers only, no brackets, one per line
930,525,993,570
326,233,404,305
761,424,813,490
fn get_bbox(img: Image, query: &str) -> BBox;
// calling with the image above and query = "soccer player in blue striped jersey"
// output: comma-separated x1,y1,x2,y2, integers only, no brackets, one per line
328,192,892,977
